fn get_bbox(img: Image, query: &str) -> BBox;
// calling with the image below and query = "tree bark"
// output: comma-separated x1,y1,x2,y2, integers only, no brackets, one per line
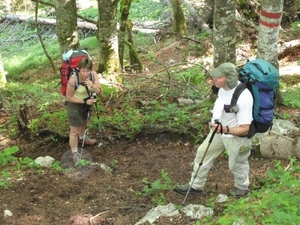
257,0,284,105
257,0,284,68
97,0,121,74
170,0,188,35
213,0,236,66
54,0,78,53
118,0,132,70
125,40,143,72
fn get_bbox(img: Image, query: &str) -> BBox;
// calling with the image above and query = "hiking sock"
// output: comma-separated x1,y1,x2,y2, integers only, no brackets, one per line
71,149,78,154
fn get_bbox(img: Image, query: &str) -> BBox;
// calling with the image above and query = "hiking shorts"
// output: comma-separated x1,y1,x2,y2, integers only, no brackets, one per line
66,102,90,127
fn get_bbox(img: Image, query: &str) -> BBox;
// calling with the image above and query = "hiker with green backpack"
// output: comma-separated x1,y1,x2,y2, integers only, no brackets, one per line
65,57,102,163
175,62,254,198
175,60,279,200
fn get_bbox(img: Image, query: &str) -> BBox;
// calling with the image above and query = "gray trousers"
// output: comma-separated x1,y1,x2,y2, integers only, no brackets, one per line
190,130,252,190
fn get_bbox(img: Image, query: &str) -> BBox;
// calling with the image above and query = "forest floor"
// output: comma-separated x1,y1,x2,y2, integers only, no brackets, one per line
1,33,300,225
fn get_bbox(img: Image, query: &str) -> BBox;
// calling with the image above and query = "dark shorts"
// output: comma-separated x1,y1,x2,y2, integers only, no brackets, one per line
66,102,90,127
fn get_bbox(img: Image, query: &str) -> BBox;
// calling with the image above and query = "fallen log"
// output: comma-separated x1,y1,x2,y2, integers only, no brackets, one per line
4,15,97,30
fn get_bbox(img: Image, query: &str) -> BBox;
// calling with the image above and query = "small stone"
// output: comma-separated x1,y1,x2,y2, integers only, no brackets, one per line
4,209,13,217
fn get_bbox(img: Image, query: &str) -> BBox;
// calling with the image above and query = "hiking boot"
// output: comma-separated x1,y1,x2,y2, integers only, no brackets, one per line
174,183,203,195
79,137,97,146
229,187,249,198
72,152,81,163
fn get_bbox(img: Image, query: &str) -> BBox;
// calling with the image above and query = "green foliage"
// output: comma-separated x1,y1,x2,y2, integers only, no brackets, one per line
111,159,118,171
0,146,18,165
3,38,60,78
129,0,168,21
178,66,206,85
0,146,45,189
16,157,41,170
52,161,63,172
75,159,92,168
105,104,142,138
0,170,12,189
282,112,291,120
237,0,258,20
280,82,300,108
78,7,98,21
80,37,99,52
291,22,300,35
137,170,173,205
130,31,155,47
40,111,68,134
206,159,300,225
2,24,97,78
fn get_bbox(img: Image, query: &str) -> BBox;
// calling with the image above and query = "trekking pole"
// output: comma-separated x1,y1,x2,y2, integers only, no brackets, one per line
215,157,221,191
79,100,93,158
93,100,104,146
182,120,221,206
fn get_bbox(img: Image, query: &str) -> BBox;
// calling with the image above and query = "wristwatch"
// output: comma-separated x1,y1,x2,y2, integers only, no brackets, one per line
224,126,230,135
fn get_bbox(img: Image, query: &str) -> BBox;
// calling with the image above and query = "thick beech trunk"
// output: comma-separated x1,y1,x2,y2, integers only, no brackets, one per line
97,0,121,74
213,0,236,66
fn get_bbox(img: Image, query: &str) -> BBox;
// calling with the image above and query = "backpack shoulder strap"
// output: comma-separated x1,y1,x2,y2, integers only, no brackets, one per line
73,69,79,88
90,72,95,83
68,69,79,88
231,82,247,106
83,72,95,97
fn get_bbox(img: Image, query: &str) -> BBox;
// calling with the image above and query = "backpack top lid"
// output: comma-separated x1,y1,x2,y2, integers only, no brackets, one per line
239,59,279,92
62,49,92,62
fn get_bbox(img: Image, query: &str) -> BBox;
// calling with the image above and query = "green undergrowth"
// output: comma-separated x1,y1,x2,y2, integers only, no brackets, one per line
1,21,213,141
137,158,300,224
203,159,300,225
0,146,43,189
280,77,300,108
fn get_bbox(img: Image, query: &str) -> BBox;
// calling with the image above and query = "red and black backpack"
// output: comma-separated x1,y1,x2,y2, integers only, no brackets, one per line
60,49,92,96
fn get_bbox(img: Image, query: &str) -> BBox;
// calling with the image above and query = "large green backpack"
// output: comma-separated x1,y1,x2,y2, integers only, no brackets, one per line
231,59,279,138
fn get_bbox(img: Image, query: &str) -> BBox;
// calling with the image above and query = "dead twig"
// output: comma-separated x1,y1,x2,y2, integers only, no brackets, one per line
89,210,109,225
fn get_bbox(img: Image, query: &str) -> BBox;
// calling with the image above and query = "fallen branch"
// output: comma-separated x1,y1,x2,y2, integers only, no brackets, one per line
4,14,97,30
89,210,109,225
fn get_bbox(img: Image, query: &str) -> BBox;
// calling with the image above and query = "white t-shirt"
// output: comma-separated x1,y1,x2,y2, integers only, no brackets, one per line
212,82,253,133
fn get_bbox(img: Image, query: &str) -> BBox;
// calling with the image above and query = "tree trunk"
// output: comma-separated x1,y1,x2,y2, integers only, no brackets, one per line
213,0,236,66
54,0,78,54
97,0,121,74
257,0,284,105
125,19,143,72
170,0,187,35
118,0,132,70
257,0,284,68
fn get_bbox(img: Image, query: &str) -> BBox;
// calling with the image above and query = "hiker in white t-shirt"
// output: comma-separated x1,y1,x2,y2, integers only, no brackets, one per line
175,62,253,198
